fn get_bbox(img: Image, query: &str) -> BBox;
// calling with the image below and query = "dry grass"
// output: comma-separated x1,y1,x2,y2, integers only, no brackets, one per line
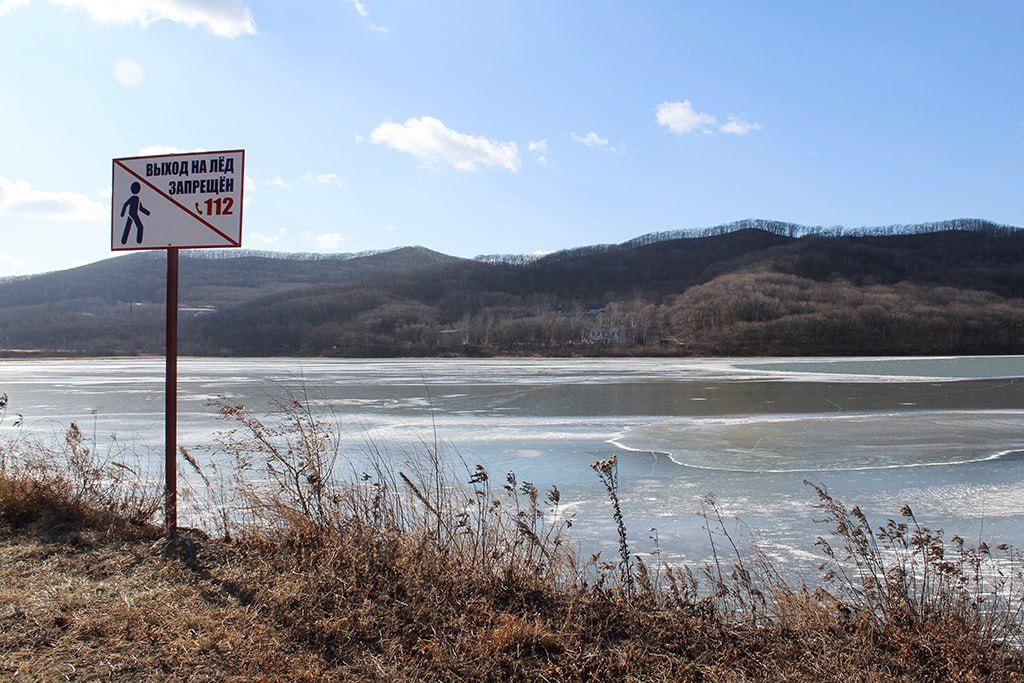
2,394,1024,681
0,527,347,680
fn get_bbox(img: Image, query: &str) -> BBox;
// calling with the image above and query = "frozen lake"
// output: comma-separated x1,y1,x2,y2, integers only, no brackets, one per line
3,356,1024,576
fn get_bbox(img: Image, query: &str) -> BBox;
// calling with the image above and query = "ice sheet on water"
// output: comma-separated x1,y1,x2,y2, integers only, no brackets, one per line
610,410,1024,473
3,356,1024,577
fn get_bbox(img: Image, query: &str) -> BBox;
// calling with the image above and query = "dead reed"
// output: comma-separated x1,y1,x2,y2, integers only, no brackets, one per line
2,393,1024,680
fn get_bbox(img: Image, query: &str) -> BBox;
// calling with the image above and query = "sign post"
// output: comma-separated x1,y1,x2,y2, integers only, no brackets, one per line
111,149,244,538
165,248,178,536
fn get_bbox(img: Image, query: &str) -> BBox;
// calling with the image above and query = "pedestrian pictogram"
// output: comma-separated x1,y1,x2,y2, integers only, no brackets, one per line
119,181,150,245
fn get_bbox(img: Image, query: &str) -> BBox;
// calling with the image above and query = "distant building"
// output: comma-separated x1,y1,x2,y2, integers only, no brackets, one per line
584,325,633,345
179,306,218,318
437,328,468,348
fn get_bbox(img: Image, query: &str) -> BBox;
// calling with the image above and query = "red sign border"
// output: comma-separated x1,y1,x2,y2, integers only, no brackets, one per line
110,149,245,252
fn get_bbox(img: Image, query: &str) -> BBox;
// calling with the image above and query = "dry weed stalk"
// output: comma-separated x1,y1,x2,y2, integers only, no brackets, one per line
0,415,159,529
590,455,634,597
807,480,1024,645
191,394,580,590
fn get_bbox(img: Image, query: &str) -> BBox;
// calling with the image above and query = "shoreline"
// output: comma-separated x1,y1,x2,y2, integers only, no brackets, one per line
2,352,1024,361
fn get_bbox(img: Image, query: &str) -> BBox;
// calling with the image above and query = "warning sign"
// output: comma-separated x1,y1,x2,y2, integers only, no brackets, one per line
111,149,244,251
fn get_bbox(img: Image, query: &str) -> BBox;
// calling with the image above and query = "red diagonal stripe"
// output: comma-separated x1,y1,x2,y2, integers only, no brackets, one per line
114,160,240,246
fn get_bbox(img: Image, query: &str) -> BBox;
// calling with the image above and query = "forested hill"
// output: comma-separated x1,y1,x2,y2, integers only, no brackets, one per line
2,219,1024,357
0,246,460,310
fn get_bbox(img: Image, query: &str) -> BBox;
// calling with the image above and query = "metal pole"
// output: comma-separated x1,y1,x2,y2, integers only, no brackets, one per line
165,248,179,538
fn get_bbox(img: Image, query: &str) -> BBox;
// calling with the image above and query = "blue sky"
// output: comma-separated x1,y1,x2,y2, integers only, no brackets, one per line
0,1,1021,275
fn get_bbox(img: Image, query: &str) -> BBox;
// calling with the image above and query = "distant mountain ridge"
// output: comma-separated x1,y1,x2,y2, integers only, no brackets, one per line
0,246,458,286
2,218,1023,357
626,217,1015,245
474,218,1018,264
0,245,461,310
3,218,1007,283
185,246,429,261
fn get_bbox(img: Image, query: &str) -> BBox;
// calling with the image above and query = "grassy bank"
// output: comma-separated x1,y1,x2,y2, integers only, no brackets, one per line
2,398,1023,681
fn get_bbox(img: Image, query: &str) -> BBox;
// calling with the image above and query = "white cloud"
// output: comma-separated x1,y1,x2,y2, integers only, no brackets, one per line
266,175,289,188
570,131,626,153
349,0,368,18
304,230,344,250
0,176,106,223
369,116,521,172
345,0,388,33
385,224,396,232
656,100,718,135
247,232,278,246
304,172,344,188
657,99,762,137
719,115,762,136
248,227,285,246
528,139,548,163
0,250,30,277
0,0,29,16
112,57,144,87
4,0,257,37
571,131,609,148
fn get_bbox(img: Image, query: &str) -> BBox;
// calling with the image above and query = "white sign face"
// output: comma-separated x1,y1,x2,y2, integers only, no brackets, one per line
111,149,244,251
